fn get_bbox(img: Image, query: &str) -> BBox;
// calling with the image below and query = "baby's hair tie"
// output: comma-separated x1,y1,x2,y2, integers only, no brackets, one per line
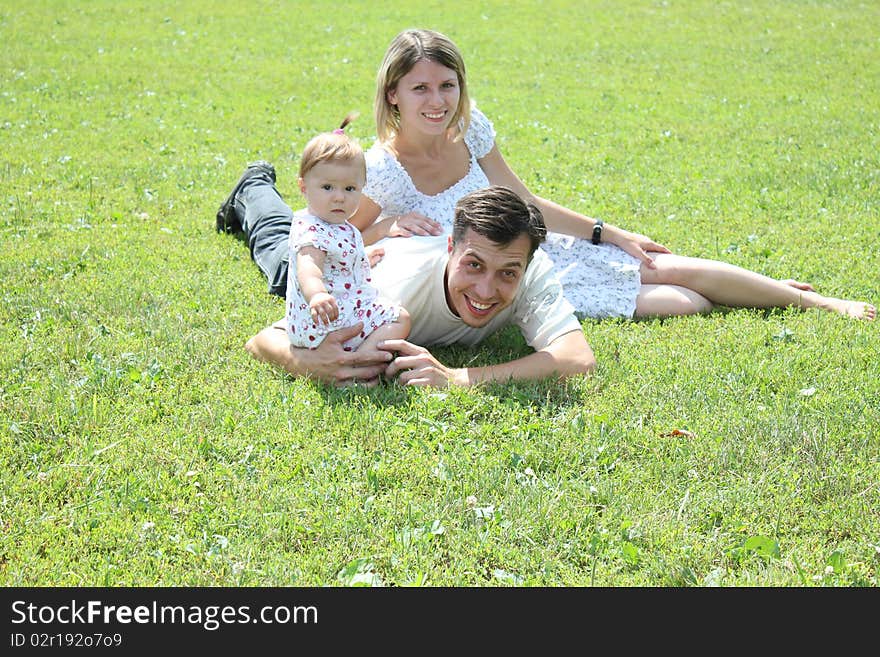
336,111,359,134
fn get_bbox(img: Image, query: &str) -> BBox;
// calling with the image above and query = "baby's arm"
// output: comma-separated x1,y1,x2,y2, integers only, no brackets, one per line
296,246,338,326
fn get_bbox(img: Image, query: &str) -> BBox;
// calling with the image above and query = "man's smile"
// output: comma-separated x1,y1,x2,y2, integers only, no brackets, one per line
464,295,496,315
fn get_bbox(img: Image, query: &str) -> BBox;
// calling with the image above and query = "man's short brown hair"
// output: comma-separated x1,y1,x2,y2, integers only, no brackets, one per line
452,186,546,260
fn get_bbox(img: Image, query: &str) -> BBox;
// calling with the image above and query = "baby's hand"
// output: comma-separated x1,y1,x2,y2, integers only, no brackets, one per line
310,292,339,326
366,245,385,267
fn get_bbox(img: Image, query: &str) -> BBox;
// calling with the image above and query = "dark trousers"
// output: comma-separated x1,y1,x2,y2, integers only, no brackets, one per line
236,172,292,297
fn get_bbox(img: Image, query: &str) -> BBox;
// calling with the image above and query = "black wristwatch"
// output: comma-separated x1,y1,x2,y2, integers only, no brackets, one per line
591,219,604,245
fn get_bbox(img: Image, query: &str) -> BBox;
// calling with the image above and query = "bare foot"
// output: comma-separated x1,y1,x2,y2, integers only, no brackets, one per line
823,298,877,320
781,279,816,292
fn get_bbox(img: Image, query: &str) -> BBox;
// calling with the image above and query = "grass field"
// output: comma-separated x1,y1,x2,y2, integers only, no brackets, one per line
1,1,878,587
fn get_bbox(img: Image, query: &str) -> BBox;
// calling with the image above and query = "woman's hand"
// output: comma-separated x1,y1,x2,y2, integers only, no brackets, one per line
604,225,672,268
387,212,444,238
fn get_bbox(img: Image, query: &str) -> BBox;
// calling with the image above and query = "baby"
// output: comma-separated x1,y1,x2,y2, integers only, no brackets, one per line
286,114,410,352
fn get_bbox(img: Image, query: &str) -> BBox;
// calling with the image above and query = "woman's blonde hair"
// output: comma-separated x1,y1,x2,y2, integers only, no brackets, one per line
374,29,470,143
299,112,365,180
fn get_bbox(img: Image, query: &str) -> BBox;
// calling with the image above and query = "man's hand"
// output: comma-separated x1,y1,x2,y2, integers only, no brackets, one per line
380,339,467,387
314,323,392,385
246,322,390,386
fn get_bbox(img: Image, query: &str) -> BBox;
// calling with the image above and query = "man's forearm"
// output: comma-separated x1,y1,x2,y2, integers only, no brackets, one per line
460,331,595,385
245,326,312,378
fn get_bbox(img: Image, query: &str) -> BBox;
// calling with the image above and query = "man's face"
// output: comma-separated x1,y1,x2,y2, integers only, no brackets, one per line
444,228,531,327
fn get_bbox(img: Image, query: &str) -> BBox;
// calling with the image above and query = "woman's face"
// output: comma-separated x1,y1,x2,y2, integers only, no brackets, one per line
387,59,461,136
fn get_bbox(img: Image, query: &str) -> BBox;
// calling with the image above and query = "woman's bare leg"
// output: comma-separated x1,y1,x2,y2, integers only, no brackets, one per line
639,253,876,320
634,284,713,318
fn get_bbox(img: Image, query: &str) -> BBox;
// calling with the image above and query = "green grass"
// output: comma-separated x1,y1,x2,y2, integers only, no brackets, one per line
1,0,878,586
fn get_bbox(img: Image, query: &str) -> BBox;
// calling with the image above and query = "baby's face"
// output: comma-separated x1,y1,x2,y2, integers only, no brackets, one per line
300,160,365,224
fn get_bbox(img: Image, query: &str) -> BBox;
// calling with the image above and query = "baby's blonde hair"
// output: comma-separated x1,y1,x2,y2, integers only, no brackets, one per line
298,112,365,180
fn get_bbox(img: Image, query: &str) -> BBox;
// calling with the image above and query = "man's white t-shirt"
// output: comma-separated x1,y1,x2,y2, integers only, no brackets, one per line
370,236,582,350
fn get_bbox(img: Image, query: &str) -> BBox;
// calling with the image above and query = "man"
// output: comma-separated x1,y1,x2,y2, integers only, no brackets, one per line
226,172,595,386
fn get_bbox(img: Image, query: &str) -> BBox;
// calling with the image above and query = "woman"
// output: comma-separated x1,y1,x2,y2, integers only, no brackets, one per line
348,28,874,321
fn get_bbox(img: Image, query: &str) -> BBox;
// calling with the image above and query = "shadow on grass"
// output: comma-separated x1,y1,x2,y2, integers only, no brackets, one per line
630,305,808,323
229,230,248,246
